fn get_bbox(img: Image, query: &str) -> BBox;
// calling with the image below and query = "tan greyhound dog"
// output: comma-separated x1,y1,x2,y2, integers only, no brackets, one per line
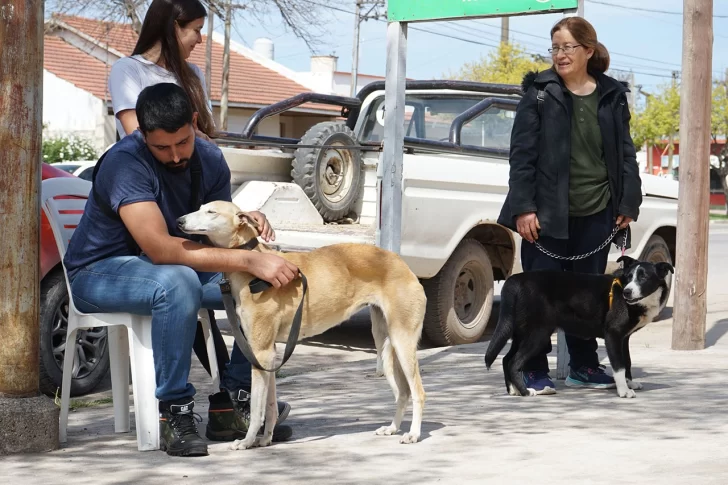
177,200,427,449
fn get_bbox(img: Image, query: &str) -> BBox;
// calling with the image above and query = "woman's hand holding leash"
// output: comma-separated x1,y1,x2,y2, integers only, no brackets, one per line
516,212,541,243
616,215,633,230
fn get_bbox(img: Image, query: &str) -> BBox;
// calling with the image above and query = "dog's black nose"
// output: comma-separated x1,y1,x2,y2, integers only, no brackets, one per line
623,288,632,299
177,216,185,225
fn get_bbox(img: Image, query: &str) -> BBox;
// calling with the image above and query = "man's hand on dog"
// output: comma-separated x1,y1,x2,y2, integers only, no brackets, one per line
248,253,299,288
516,212,540,243
248,210,275,242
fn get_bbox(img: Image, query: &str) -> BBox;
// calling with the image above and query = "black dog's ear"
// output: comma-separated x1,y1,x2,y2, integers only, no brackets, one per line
654,262,675,279
617,255,637,270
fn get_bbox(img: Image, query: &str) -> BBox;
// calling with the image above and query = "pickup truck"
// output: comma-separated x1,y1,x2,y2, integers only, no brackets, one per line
214,79,679,347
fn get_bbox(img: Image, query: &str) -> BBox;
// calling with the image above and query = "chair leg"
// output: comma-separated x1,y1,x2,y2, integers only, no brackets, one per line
199,310,220,390
59,326,80,443
108,325,131,433
129,315,159,452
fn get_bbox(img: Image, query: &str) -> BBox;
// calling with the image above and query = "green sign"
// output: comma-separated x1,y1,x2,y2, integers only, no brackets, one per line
387,0,579,23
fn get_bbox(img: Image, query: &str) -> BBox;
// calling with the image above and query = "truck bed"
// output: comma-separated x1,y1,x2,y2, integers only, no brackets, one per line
273,222,376,252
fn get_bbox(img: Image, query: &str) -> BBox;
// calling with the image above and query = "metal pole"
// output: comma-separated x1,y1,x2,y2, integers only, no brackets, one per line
378,21,407,253
220,0,232,131
672,0,713,350
0,0,43,397
350,0,361,97
500,16,509,44
205,4,214,99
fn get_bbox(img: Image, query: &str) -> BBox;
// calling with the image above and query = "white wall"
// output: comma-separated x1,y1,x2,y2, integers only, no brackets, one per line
42,70,110,152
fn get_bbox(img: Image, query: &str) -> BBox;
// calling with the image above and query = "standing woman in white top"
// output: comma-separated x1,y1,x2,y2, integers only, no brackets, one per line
108,0,215,141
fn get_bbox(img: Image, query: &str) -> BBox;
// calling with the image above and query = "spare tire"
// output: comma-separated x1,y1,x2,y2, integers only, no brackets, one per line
292,121,364,222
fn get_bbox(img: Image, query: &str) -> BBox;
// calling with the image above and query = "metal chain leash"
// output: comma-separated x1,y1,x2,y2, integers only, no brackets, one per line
534,225,627,261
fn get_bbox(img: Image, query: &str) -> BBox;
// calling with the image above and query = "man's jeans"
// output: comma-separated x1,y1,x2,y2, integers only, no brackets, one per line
69,255,252,402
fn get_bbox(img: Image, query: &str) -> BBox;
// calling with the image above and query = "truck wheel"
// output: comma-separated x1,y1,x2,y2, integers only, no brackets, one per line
292,121,364,222
422,238,495,346
39,269,110,397
639,234,673,318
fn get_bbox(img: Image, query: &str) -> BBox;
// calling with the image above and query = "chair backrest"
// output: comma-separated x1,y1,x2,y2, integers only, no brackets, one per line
41,177,92,259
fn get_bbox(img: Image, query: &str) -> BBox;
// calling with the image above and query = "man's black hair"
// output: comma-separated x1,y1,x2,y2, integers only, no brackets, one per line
136,82,194,134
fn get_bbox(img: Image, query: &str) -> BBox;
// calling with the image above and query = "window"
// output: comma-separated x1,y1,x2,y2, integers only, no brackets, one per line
361,94,516,150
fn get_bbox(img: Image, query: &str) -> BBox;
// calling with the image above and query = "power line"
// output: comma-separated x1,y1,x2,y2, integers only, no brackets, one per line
586,0,728,18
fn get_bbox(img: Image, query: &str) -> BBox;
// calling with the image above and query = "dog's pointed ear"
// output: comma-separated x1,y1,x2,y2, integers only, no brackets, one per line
236,211,260,233
617,255,637,270
655,262,674,279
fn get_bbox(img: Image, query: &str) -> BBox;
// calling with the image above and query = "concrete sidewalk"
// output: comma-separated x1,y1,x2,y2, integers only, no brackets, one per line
2,304,728,485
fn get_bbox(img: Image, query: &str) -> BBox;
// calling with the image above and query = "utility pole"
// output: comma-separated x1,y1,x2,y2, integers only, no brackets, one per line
500,16,509,44
350,0,385,97
0,0,59,455
220,0,232,131
205,4,214,99
673,0,713,351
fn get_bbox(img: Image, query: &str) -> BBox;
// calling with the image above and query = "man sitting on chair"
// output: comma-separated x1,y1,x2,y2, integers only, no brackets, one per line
63,82,299,457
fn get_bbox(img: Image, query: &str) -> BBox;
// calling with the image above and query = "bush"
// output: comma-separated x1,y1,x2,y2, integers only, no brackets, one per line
42,134,97,164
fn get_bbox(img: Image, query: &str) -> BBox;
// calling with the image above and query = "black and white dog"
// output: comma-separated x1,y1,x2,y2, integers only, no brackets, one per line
484,256,674,398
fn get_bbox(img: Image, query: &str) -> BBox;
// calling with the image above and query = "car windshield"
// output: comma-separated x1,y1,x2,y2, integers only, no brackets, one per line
360,93,516,150
52,163,82,174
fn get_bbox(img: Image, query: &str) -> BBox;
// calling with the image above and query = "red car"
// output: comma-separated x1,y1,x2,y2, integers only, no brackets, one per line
40,163,109,397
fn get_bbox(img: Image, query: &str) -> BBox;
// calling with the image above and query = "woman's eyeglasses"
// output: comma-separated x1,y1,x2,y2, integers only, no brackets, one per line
548,44,582,55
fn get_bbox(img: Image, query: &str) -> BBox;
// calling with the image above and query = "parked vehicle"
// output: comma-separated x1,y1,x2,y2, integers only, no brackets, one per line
51,161,96,181
216,80,679,346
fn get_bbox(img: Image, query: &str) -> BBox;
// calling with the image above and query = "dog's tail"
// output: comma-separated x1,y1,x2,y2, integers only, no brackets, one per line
484,278,518,370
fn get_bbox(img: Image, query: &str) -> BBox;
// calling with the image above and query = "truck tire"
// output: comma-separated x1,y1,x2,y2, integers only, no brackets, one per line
39,269,110,397
292,121,364,222
639,234,673,318
422,238,495,346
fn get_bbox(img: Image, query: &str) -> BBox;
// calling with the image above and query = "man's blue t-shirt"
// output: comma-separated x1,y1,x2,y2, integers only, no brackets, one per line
63,130,232,280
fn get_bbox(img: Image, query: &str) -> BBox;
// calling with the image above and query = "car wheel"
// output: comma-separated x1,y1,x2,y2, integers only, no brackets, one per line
292,121,364,222
639,234,673,318
422,238,495,346
39,269,110,397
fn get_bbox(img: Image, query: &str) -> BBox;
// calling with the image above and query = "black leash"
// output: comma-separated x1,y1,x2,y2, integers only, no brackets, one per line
218,238,308,372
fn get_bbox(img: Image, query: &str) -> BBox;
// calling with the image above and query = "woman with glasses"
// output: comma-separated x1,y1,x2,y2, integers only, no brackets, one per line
497,16,642,395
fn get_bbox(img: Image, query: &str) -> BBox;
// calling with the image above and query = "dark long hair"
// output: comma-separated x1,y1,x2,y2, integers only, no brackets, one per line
550,17,610,74
132,0,215,136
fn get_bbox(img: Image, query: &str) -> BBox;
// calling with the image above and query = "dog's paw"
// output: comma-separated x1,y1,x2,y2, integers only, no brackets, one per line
374,425,398,436
229,438,255,450
618,388,637,398
627,379,643,390
400,432,420,444
254,435,273,448
507,384,520,396
526,388,538,397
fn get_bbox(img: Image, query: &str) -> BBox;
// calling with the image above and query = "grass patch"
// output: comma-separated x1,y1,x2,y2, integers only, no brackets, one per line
52,388,114,410
68,397,114,410
710,212,728,220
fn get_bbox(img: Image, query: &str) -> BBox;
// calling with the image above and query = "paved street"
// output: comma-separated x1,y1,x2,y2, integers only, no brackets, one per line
2,224,728,484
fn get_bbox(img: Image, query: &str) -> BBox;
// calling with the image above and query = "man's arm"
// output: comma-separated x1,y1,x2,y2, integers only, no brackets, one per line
119,201,299,287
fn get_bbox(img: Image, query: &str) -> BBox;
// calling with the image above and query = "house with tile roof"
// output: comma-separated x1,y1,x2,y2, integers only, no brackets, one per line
42,15,342,152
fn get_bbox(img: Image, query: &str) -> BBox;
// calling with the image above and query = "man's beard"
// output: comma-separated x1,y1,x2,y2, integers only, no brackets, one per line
163,159,189,174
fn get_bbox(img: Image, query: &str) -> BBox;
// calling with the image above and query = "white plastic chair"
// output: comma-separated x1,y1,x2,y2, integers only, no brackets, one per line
41,177,220,451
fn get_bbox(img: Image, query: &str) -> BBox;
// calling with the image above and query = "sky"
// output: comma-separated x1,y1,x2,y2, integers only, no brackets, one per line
213,0,728,104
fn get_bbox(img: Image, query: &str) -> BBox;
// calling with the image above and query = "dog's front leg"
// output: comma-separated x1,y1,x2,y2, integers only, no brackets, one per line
605,332,635,398
230,354,273,450
256,369,278,447
622,335,643,390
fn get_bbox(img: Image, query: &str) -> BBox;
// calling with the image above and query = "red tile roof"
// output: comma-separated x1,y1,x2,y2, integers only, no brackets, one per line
46,15,338,112
44,35,111,100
